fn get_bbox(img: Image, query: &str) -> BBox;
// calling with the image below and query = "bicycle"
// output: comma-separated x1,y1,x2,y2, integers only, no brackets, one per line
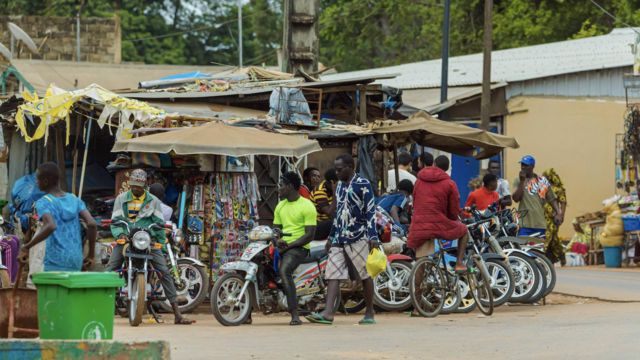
409,220,494,317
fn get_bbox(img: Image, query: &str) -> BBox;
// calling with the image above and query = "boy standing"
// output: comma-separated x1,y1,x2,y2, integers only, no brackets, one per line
19,162,97,272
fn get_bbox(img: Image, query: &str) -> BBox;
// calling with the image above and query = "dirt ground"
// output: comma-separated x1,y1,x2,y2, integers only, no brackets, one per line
113,294,637,360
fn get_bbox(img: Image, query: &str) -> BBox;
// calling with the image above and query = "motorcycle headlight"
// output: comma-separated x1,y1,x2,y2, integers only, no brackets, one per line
132,231,151,250
248,225,274,241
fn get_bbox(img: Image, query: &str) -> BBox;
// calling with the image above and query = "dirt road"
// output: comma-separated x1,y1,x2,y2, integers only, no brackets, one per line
113,295,638,360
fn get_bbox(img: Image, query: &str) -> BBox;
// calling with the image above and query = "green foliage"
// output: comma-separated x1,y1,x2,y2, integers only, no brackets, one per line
319,0,640,71
4,0,640,69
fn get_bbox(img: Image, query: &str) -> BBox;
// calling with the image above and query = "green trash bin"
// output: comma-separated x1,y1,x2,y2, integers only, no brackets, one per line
32,271,124,340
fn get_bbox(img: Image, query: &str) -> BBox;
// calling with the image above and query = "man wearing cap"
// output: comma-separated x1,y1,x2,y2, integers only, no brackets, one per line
105,169,193,325
512,156,563,237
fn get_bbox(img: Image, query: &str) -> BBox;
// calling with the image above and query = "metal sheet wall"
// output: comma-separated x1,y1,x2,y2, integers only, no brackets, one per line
506,67,631,99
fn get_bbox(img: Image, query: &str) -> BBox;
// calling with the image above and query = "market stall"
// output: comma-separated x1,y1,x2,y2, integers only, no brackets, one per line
111,121,321,281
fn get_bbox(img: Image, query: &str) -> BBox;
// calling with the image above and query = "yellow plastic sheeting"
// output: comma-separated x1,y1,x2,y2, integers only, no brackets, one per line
15,83,165,144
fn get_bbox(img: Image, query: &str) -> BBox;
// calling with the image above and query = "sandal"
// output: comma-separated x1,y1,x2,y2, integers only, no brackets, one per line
305,312,333,325
358,318,376,325
175,317,195,325
289,319,303,326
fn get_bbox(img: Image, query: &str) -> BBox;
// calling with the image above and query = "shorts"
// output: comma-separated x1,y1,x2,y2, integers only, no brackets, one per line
415,239,434,259
325,240,370,281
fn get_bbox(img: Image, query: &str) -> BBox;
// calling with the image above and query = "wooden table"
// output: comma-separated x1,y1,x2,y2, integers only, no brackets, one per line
584,219,606,265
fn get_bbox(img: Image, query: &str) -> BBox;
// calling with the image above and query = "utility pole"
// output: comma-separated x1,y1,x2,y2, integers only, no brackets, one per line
480,0,493,130
238,0,243,68
440,0,451,103
76,0,85,62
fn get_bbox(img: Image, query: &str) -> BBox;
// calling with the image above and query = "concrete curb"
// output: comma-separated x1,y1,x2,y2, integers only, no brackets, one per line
0,340,170,360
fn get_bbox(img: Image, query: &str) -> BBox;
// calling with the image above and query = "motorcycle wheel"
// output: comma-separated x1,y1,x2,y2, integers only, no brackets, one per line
0,269,10,288
373,261,413,312
440,277,463,315
211,273,252,326
528,249,556,297
484,259,514,307
453,277,476,314
467,255,493,316
523,259,547,304
158,260,210,313
409,257,446,318
129,273,145,327
508,252,541,303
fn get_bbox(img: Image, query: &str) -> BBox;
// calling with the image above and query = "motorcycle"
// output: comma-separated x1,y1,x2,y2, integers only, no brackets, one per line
493,208,556,300
100,219,209,315
210,225,338,326
106,220,166,326
470,205,550,304
338,207,414,313
372,208,413,312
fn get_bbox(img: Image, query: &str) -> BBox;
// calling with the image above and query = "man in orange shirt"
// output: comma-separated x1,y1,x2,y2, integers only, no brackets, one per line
465,174,499,210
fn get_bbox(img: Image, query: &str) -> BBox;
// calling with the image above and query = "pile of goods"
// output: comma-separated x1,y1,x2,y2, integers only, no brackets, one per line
599,203,625,247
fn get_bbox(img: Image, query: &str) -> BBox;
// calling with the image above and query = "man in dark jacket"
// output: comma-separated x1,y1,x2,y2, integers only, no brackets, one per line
409,156,468,272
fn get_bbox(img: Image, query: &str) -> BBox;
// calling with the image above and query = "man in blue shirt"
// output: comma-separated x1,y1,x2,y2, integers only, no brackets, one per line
306,154,380,325
377,179,413,232
18,162,97,272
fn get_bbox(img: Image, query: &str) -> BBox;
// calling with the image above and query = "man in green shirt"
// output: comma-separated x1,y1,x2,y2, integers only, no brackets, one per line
274,171,317,326
512,155,563,237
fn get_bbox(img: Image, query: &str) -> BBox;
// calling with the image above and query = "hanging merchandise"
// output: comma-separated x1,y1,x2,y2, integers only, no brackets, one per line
206,173,259,279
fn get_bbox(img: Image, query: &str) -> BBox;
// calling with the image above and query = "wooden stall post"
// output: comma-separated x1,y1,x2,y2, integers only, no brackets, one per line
55,127,67,191
393,143,400,192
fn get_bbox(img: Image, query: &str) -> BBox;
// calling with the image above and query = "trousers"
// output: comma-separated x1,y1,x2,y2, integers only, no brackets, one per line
105,244,177,304
278,247,308,313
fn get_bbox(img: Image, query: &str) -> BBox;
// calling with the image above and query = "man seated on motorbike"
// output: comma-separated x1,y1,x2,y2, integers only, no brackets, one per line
274,171,317,326
377,179,413,232
409,156,468,273
105,169,193,325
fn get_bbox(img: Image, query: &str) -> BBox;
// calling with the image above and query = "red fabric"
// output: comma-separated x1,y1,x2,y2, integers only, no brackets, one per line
465,187,499,210
298,185,312,199
408,167,467,249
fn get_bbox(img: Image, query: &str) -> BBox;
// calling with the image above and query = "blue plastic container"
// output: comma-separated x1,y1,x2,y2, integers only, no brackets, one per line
603,246,623,268
622,215,640,231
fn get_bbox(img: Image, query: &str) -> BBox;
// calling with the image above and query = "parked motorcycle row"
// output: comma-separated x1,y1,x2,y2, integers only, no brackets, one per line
209,205,557,325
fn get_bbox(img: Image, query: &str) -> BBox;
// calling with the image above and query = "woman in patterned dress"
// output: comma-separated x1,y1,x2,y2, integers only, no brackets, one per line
542,168,567,265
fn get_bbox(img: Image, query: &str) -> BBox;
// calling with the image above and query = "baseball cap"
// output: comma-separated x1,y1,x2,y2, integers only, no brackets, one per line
519,155,536,166
129,169,147,187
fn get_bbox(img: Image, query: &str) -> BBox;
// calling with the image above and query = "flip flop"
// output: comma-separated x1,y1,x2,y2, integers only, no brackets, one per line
175,318,195,325
305,312,333,325
289,319,303,326
358,318,376,325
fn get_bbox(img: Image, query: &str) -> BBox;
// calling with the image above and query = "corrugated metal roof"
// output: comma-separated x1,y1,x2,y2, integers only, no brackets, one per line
322,28,638,89
7,60,230,93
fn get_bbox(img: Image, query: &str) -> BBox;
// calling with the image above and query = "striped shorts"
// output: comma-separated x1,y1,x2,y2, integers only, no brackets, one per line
325,240,370,281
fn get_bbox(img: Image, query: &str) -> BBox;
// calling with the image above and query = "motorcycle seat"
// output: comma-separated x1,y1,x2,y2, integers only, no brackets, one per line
300,244,327,264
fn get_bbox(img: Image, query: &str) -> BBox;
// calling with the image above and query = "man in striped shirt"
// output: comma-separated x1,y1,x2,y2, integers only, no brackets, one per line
311,168,338,240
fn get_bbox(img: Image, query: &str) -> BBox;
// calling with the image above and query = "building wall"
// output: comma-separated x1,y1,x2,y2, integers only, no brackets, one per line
507,67,631,99
0,15,120,63
504,96,625,237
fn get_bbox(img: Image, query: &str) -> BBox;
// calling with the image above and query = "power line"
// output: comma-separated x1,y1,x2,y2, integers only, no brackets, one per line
125,15,249,43
588,0,640,35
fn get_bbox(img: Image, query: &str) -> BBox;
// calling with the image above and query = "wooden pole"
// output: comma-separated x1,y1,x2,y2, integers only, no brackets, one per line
480,0,493,130
358,85,367,124
55,127,67,191
78,118,93,198
393,144,400,192
71,116,81,195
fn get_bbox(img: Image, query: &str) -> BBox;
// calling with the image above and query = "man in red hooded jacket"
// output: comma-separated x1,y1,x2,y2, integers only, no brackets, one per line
408,156,468,272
